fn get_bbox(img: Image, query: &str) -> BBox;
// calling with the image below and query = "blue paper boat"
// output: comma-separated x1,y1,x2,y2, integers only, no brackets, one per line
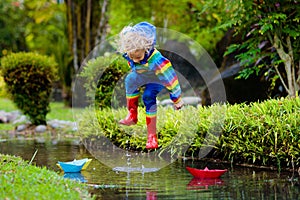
57,158,92,173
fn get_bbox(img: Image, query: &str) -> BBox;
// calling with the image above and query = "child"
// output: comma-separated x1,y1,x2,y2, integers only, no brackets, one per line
117,22,184,149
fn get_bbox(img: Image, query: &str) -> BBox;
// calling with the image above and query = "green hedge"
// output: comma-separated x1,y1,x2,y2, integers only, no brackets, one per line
219,97,300,170
0,52,57,125
77,97,300,170
79,54,128,108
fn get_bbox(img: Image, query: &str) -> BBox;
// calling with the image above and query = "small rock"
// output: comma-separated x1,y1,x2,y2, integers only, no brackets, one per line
35,125,47,133
182,96,201,106
35,137,46,143
0,115,8,123
12,115,28,124
0,111,8,123
16,124,27,132
6,111,21,123
48,120,61,129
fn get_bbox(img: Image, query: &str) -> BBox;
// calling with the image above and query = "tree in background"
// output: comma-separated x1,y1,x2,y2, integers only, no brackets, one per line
6,0,295,106
0,0,28,56
0,0,73,104
204,0,299,97
64,0,109,105
0,0,110,105
65,0,109,72
24,1,72,103
108,0,225,59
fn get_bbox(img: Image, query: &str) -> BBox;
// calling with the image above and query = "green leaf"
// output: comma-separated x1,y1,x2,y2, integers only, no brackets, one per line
224,44,241,56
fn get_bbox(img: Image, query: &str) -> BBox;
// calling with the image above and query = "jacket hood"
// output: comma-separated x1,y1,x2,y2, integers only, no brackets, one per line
133,22,156,47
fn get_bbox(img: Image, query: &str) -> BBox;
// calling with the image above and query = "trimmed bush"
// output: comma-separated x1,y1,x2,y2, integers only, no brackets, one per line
0,75,8,98
218,97,300,169
0,52,57,125
79,54,128,108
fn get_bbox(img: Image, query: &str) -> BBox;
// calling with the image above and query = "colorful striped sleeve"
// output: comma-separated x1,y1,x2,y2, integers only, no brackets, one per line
155,56,182,103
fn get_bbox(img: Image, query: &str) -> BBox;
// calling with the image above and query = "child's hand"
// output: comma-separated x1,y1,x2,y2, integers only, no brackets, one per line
174,100,184,110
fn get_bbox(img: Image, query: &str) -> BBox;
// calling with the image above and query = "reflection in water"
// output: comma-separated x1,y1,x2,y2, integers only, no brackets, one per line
1,137,300,199
113,166,159,173
0,136,83,171
63,172,87,183
112,151,160,173
146,190,157,200
82,136,175,171
186,177,224,191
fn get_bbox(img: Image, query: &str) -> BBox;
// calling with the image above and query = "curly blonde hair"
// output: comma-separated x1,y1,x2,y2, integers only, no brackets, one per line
117,24,155,53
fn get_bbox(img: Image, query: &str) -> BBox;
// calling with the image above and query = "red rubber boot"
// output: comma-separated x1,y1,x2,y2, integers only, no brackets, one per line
145,116,158,149
119,97,138,126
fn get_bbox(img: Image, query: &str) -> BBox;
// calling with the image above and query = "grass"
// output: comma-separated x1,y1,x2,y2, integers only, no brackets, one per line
0,97,77,121
0,154,94,199
0,98,80,131
0,98,17,111
78,97,300,170
46,101,77,121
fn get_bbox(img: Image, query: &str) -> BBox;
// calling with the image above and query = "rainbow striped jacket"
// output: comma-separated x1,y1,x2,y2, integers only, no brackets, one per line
123,49,182,104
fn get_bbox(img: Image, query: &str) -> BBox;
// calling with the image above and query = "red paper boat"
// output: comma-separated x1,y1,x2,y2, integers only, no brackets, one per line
186,166,227,179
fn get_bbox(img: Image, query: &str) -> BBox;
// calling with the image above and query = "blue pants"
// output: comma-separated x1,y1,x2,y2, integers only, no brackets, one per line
125,71,164,116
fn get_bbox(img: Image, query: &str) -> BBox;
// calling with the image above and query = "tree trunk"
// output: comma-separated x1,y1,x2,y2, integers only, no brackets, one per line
64,0,110,106
297,61,300,92
273,33,296,97
93,0,109,57
85,0,92,55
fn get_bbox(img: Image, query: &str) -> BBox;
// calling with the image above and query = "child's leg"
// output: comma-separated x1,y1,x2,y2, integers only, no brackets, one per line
142,83,164,149
119,91,139,125
119,72,141,126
